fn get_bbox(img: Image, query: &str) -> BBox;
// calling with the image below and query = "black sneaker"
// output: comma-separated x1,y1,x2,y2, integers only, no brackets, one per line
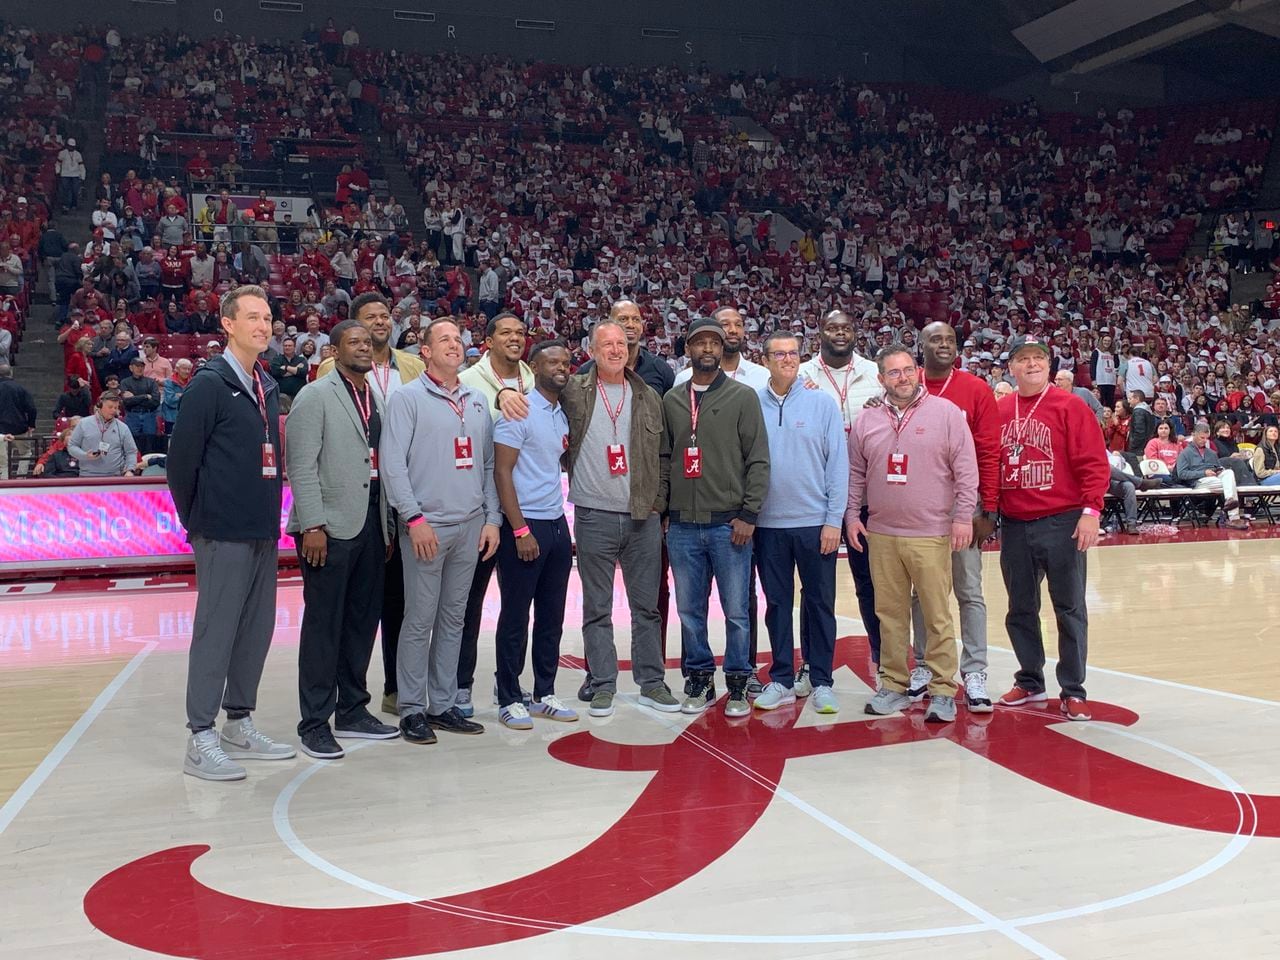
745,672,764,700
300,726,345,759
335,713,400,740
577,673,595,703
426,707,485,735
400,712,437,745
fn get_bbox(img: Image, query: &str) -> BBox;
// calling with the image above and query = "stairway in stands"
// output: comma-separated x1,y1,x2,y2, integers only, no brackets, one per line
21,78,110,431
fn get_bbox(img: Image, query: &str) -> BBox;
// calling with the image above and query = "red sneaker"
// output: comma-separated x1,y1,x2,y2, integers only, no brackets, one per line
997,686,1048,706
1060,697,1092,721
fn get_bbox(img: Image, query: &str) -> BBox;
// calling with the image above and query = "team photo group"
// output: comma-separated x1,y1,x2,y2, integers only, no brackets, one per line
170,286,1108,781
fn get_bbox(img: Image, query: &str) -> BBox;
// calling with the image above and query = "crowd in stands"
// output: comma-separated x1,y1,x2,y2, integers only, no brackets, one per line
5,24,1280,494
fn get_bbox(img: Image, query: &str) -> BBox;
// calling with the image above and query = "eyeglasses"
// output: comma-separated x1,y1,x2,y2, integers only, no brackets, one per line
769,350,800,360
882,366,917,381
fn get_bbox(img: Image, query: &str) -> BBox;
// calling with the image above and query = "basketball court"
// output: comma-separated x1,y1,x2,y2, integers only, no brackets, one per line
2,530,1279,959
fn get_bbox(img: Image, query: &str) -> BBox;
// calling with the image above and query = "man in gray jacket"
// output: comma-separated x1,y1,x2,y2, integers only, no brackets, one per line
380,318,501,743
286,320,399,760
1174,421,1249,530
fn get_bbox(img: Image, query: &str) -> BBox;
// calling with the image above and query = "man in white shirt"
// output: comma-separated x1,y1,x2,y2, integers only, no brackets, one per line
674,306,769,390
56,138,86,212
1124,347,1155,401
797,309,885,673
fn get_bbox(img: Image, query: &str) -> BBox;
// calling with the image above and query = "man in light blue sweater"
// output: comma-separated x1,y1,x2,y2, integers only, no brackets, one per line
753,330,849,714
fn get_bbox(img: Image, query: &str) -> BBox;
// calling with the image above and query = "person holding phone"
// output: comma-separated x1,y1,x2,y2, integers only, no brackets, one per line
67,390,141,477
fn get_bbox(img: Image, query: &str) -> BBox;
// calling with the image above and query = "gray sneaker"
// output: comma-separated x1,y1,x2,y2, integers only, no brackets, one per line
908,665,932,703
589,690,615,717
810,685,839,715
638,685,681,713
456,688,474,718
220,718,297,761
185,729,246,781
864,688,912,716
793,664,812,698
925,694,957,723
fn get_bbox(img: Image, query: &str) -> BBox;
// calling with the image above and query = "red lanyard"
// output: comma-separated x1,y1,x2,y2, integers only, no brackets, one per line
370,359,393,399
596,377,627,440
1012,386,1050,448
885,389,925,450
347,376,373,441
818,357,854,420
251,370,271,443
428,373,468,435
927,370,955,398
482,363,525,395
689,384,706,442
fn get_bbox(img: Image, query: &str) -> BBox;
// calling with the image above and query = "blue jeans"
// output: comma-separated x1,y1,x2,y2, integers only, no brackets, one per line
1261,473,1280,487
667,522,752,674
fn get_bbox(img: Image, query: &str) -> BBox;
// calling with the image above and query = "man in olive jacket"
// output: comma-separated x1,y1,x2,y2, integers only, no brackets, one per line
659,317,770,718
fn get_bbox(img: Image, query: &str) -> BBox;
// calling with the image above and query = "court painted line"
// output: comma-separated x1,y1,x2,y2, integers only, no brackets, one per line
0,640,157,837
984,641,1280,708
270,675,1257,952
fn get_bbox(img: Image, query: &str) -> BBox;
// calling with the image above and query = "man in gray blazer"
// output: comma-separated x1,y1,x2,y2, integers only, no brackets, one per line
286,319,400,759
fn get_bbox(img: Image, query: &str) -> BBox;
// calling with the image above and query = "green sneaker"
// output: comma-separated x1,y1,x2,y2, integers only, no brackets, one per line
638,685,681,713
589,690,615,717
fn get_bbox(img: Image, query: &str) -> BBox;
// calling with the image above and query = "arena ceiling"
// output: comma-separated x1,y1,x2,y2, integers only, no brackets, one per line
805,0,1280,95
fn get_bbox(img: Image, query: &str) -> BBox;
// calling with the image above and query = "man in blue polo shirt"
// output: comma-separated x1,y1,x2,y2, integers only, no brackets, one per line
491,339,579,730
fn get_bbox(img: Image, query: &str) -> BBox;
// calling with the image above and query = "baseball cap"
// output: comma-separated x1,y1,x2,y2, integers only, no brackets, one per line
129,356,145,366
1007,334,1050,359
465,347,481,357
685,317,726,343
206,340,221,349
67,138,76,147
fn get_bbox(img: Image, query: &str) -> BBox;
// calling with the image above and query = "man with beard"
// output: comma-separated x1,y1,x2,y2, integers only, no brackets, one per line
456,311,535,716
662,318,770,717
491,340,579,729
675,305,769,390
798,309,884,674
673,305,769,695
906,322,1000,713
286,320,399,759
317,292,425,717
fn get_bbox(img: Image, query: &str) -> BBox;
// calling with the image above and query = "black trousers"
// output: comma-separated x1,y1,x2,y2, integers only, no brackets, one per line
297,503,386,734
846,504,881,662
458,547,498,691
999,510,1088,700
494,517,572,707
380,528,405,696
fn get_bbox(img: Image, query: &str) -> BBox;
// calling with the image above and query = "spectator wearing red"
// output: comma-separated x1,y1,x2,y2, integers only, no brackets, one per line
160,244,190,301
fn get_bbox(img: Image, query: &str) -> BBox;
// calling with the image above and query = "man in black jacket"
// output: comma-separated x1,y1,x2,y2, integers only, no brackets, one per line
119,357,162,454
168,284,296,782
0,362,37,479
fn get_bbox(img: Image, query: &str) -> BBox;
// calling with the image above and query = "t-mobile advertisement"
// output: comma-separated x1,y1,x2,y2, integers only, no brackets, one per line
0,480,296,576
0,477,578,578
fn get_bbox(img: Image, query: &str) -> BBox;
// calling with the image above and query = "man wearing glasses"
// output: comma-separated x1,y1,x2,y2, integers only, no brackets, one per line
845,344,978,723
752,331,848,715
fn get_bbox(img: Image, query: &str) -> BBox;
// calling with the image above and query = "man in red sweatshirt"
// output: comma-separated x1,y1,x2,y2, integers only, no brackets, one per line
995,333,1110,721
846,344,978,724
908,322,1001,712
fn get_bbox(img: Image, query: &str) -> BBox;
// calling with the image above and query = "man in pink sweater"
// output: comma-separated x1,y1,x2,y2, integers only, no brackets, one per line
845,344,979,723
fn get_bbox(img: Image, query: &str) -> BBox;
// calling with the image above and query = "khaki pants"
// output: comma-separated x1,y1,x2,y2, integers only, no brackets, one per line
866,532,957,697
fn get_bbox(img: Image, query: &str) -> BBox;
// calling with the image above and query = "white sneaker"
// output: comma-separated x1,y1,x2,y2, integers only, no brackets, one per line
499,702,533,730
793,664,812,698
185,729,246,781
529,695,579,722
220,717,297,761
810,685,839,714
963,672,994,713
753,681,797,711
908,665,932,703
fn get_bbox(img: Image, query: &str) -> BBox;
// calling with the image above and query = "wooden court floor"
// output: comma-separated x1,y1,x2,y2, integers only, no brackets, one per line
2,530,1279,959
